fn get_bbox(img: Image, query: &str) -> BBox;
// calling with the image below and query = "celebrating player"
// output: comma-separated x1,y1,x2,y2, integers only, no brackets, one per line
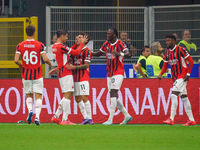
92,28,132,125
14,24,52,125
158,34,196,126
66,33,94,125
50,29,88,125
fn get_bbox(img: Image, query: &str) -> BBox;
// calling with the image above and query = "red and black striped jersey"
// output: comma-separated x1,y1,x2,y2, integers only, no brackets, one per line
164,45,190,81
16,39,45,80
71,47,92,82
52,43,72,78
100,39,128,77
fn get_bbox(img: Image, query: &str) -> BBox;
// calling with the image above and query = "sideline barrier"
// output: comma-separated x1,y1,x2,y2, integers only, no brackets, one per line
90,64,200,78
0,79,199,124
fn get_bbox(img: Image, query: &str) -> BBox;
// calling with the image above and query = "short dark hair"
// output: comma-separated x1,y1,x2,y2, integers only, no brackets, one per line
166,34,176,41
56,29,68,38
79,32,90,45
26,25,35,36
142,45,150,52
109,27,118,37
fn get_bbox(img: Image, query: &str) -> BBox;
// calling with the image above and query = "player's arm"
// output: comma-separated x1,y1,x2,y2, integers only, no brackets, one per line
41,53,52,67
135,61,147,78
70,42,78,49
158,62,168,79
49,67,58,75
66,61,90,70
92,50,104,57
14,53,22,72
183,55,194,81
112,49,131,58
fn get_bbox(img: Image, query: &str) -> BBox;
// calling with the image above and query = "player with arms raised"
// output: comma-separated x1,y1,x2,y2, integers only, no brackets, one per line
92,28,132,125
158,34,196,126
14,24,52,125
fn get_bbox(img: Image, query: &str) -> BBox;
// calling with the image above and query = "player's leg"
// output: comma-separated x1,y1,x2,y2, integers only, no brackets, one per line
34,93,42,125
33,78,44,125
54,75,75,125
117,98,132,125
102,77,115,125
80,81,93,124
164,79,181,125
83,96,94,125
75,96,89,124
22,79,34,124
180,87,196,126
74,82,88,122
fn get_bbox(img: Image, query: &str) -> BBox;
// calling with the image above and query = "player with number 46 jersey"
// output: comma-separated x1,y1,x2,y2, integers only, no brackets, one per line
14,24,52,126
16,36,47,80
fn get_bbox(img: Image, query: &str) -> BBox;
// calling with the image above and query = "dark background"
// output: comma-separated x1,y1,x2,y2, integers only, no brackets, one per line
4,0,200,44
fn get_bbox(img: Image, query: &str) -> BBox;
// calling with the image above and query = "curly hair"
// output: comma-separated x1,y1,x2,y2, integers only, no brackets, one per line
150,41,160,54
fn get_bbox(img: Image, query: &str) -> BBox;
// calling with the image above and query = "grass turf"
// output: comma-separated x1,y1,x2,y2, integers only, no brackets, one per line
0,123,199,150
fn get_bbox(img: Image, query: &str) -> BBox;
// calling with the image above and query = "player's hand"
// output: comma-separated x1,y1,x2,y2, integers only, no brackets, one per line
158,74,162,80
183,75,189,81
49,68,58,75
81,35,89,44
19,64,22,72
66,64,76,70
112,51,121,56
49,62,52,68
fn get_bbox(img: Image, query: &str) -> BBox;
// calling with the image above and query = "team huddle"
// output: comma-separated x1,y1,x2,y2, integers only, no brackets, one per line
14,24,196,126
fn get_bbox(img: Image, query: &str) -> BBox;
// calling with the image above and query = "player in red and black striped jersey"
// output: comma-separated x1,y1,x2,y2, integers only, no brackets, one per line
14,25,52,125
158,34,196,126
66,33,94,125
51,30,88,125
92,28,132,125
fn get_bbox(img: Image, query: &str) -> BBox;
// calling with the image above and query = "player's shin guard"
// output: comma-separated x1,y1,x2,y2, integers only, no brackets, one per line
78,101,88,119
181,97,195,121
108,97,117,121
26,97,33,113
170,94,178,121
35,99,42,120
85,100,92,119
62,98,71,121
117,98,130,118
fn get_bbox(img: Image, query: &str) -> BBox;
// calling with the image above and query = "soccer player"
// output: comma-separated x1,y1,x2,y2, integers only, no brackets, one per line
92,28,132,125
50,29,88,125
14,24,52,125
66,33,94,125
158,34,196,126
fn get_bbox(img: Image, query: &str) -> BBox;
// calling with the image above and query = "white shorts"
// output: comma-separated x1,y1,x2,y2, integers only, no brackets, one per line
172,78,187,95
22,78,43,94
59,75,74,93
107,75,124,92
73,81,89,96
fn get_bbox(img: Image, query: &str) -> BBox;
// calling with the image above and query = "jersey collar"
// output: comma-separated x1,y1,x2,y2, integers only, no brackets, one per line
26,39,35,41
110,39,118,46
169,45,177,51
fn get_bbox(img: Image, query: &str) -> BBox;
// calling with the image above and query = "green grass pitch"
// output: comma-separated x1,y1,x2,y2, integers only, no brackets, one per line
0,123,199,150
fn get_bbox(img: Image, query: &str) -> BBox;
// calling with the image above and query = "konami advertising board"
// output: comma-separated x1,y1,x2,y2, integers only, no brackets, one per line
0,79,199,124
